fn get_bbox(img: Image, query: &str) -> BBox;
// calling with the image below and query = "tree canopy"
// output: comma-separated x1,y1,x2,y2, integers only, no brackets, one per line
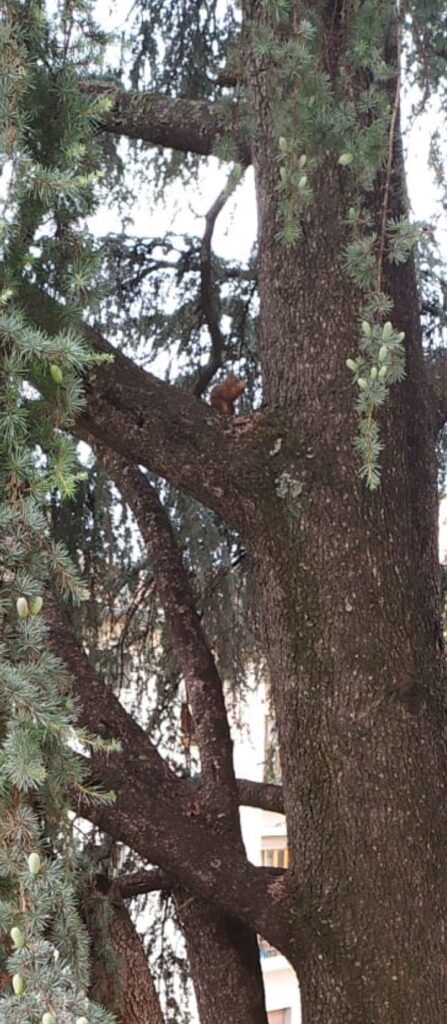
0,2,447,1023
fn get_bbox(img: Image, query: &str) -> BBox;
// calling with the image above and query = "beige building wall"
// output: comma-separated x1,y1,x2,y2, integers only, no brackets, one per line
232,682,301,1024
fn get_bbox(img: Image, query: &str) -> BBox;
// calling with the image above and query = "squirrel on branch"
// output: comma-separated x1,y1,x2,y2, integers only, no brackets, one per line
210,371,246,416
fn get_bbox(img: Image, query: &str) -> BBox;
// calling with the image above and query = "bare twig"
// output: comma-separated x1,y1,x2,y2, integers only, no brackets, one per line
237,778,284,814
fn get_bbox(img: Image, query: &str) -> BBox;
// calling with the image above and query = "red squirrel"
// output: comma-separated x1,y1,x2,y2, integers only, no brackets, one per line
210,371,246,416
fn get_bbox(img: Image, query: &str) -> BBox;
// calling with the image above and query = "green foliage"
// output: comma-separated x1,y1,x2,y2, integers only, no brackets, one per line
343,237,378,291
386,217,421,265
0,0,445,1016
346,320,406,489
0,0,112,321
0,294,117,1018
405,3,447,97
342,212,418,485
0,848,113,1022
0,2,120,1019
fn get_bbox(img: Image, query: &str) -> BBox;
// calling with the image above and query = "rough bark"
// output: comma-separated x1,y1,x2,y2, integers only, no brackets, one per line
113,872,273,1023
90,452,271,1023
243,7,447,1022
94,453,240,820
237,778,283,814
176,892,268,1024
45,442,280,1022
83,883,165,1024
425,350,447,429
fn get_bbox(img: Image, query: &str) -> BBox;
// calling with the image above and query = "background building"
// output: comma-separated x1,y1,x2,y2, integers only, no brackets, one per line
233,681,301,1024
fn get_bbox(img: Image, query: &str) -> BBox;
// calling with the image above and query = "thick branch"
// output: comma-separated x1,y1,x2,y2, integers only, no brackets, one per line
82,83,251,163
115,862,284,899
19,283,266,532
115,871,272,1024
76,790,298,956
110,780,285,902
44,597,298,950
176,890,269,1024
113,778,285,902
115,869,170,899
95,453,239,822
237,778,284,814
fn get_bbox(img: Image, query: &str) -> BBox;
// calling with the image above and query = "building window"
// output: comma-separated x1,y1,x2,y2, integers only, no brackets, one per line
261,840,289,869
268,1010,291,1024
261,846,289,868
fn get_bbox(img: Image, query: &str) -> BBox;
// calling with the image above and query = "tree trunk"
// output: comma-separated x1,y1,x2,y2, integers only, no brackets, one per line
17,2,447,1020
252,215,447,1024
244,30,447,1022
176,890,269,1024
